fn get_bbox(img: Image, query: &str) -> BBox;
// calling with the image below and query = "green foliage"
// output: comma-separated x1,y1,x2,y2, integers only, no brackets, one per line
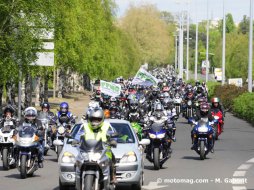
214,84,247,110
120,4,172,66
218,13,235,34
206,81,220,99
233,93,254,125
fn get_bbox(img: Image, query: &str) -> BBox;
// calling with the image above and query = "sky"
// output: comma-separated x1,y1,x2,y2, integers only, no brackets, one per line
114,0,251,24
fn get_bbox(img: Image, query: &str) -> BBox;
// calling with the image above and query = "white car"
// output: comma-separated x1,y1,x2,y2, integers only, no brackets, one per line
58,119,150,190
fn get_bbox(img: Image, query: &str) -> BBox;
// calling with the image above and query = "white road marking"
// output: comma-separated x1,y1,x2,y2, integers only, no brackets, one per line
232,186,247,190
233,171,246,177
237,164,252,170
246,157,254,163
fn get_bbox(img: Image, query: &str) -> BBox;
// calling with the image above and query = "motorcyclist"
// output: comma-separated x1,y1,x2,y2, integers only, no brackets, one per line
39,102,55,118
191,103,215,152
210,97,225,131
81,108,117,183
18,107,44,168
163,98,178,142
54,102,75,125
0,105,18,130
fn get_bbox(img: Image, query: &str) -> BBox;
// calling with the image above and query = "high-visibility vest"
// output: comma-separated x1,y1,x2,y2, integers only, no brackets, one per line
83,122,110,142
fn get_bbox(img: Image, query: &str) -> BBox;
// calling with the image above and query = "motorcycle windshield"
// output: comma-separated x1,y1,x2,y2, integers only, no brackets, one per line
80,139,104,152
18,126,36,138
151,123,164,133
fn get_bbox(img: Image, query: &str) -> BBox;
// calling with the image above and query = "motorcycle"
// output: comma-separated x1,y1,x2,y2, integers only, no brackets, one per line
174,96,182,115
14,125,40,178
75,139,116,190
191,118,214,160
0,121,16,170
53,122,71,158
185,100,194,123
37,112,52,155
211,111,224,140
145,116,171,170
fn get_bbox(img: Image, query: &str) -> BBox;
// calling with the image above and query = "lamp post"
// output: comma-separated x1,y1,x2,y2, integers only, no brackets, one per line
186,3,190,81
195,21,199,81
175,34,178,72
248,0,253,92
206,0,210,82
222,0,226,85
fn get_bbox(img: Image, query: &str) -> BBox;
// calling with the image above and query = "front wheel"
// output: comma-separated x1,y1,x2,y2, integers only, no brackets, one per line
153,148,160,170
83,174,95,190
200,141,205,160
214,125,219,140
20,155,27,179
2,148,10,170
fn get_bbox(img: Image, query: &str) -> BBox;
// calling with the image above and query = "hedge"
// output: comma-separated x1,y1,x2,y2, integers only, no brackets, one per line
213,84,247,110
233,93,254,125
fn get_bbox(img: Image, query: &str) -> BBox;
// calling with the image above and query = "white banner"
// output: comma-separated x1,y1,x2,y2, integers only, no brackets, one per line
228,78,243,87
100,80,121,97
132,68,158,86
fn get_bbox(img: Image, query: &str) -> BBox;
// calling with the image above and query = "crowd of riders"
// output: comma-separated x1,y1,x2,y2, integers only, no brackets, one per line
0,67,225,171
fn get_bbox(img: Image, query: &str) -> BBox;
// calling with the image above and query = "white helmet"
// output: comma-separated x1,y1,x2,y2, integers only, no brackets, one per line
24,107,38,123
88,101,100,109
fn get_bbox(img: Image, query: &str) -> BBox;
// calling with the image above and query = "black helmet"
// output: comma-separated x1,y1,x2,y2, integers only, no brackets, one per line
41,102,50,110
3,105,15,117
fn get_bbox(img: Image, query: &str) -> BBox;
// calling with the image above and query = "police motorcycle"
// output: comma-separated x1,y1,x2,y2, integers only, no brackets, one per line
14,124,41,178
37,112,54,155
191,118,215,160
145,111,172,170
0,120,16,170
74,138,117,190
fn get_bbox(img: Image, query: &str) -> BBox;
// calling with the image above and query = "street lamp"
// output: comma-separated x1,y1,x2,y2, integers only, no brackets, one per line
248,0,253,92
222,0,226,85
206,0,210,82
186,2,190,81
195,21,199,81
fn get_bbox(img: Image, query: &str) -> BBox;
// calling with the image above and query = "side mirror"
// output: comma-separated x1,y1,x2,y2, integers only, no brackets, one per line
109,140,117,148
139,139,150,146
65,133,73,139
71,139,80,146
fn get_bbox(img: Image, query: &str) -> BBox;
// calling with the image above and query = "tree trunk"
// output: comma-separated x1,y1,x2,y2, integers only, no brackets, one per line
0,84,4,112
34,76,41,107
44,73,49,102
5,81,16,105
24,74,32,108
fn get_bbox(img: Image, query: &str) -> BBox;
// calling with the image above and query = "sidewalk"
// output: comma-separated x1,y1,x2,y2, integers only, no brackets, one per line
48,92,91,121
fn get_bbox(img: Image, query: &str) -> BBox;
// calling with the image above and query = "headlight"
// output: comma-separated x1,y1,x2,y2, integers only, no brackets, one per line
157,133,165,138
187,101,192,106
62,152,76,163
214,116,219,120
89,152,101,162
197,126,208,133
19,138,33,144
58,126,65,134
120,151,137,163
149,133,156,139
82,152,101,162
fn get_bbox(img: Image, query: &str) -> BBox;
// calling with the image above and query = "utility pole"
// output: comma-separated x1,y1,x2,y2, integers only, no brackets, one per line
186,3,190,81
195,22,199,81
206,0,210,82
248,0,253,92
175,35,178,72
179,12,184,79
222,0,226,85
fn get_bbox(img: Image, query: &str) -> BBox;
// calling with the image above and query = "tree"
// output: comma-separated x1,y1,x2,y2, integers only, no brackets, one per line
218,13,236,34
119,4,171,66
238,15,249,34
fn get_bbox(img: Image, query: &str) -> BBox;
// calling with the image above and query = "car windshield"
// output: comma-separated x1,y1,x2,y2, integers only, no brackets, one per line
67,124,82,144
110,123,135,144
